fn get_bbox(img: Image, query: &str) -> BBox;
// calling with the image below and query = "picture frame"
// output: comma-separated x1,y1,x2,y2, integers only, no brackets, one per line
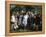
5,1,45,36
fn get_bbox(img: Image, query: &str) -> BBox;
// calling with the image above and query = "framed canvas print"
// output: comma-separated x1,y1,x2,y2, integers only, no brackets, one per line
5,1,45,36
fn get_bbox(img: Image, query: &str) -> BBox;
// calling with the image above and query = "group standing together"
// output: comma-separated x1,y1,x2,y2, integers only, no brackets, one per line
10,6,42,32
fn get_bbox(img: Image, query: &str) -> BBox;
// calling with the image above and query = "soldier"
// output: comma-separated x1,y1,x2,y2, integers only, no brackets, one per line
22,12,29,30
26,10,35,31
11,11,18,32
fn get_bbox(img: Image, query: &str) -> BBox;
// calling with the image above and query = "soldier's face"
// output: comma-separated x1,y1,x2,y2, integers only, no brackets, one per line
28,11,31,14
34,16,36,18
21,10,26,14
16,11,19,15
13,12,16,15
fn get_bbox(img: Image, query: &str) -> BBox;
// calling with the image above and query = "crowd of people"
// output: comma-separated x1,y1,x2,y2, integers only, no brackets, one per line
10,6,42,32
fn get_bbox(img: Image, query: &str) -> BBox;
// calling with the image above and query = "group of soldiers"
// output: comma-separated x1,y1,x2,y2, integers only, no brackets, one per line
10,6,42,32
